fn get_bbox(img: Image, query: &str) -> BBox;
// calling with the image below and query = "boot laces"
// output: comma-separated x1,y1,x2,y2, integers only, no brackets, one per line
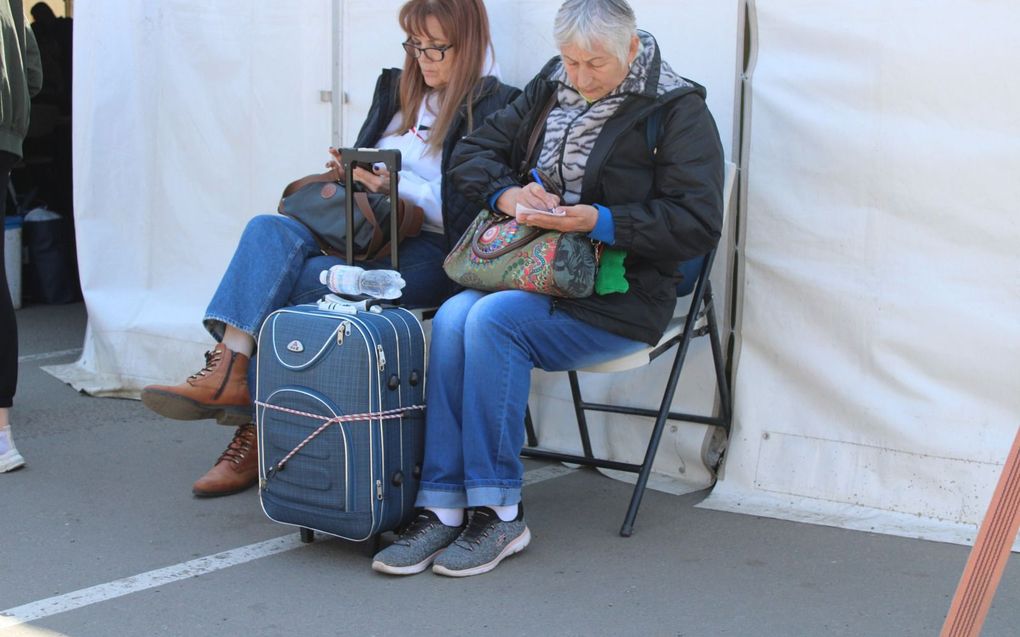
188,348,225,383
217,424,255,465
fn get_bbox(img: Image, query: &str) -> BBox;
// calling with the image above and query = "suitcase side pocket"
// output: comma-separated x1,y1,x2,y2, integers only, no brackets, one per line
258,387,353,512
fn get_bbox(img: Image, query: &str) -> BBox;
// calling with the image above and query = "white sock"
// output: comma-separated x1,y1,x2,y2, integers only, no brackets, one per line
427,507,464,527
489,504,518,522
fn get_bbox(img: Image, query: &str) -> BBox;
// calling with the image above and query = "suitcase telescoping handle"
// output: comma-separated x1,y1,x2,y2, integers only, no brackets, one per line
339,148,401,271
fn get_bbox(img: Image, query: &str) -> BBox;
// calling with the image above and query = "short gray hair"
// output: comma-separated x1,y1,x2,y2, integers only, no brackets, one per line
553,0,637,65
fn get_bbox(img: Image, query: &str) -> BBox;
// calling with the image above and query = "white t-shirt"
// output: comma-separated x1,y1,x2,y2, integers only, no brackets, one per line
375,94,444,234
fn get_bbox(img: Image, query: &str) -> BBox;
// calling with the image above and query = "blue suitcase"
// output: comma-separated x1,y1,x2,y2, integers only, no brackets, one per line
256,298,427,541
256,147,427,542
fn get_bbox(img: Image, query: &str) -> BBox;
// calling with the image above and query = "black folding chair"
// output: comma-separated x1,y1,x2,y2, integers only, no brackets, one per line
521,167,735,537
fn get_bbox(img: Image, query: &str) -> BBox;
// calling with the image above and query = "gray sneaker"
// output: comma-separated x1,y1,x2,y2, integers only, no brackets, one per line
371,509,464,575
432,505,531,577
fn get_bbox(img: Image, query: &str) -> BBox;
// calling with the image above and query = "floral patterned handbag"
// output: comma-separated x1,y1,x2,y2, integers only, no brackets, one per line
442,210,600,298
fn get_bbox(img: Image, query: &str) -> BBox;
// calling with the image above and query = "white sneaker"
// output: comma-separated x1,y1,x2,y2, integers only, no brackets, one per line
0,427,25,472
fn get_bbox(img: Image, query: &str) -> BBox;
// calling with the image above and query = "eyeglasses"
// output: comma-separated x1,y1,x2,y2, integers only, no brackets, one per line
402,40,453,62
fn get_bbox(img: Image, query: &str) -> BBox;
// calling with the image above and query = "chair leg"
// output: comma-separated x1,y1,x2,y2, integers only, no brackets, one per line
704,284,733,428
568,371,595,460
524,404,538,448
619,319,699,537
620,412,671,537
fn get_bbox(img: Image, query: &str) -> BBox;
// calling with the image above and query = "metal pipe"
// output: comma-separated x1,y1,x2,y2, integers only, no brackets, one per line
331,0,343,148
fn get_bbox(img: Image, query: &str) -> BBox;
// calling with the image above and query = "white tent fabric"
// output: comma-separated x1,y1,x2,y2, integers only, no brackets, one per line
53,2,333,396
51,1,740,495
698,0,1020,547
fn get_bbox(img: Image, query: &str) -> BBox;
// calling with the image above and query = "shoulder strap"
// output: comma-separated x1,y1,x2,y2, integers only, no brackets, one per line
519,91,559,177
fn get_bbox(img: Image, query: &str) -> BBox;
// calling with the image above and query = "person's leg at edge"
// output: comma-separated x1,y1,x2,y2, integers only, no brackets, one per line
371,289,485,575
432,291,646,577
0,152,24,473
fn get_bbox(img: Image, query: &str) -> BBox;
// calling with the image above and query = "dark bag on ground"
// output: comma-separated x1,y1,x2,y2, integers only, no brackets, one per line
278,166,423,261
23,209,81,304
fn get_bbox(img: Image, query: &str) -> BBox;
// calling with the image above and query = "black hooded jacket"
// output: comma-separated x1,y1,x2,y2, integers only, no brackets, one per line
448,43,725,345
353,68,520,252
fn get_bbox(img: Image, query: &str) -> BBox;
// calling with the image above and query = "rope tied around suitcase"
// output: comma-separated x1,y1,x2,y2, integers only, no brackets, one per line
256,401,425,481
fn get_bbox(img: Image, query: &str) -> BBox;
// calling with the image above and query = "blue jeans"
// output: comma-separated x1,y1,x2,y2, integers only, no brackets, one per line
204,214,456,411
416,289,646,509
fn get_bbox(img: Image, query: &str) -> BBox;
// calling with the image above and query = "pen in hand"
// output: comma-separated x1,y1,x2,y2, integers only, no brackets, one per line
529,168,546,190
521,168,566,216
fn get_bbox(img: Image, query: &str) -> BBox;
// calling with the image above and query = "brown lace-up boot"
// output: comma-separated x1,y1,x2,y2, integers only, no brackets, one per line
192,423,259,497
141,343,251,427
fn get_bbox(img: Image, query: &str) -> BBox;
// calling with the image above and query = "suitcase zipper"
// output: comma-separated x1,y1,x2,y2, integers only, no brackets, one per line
376,479,384,500
336,321,351,346
376,344,386,371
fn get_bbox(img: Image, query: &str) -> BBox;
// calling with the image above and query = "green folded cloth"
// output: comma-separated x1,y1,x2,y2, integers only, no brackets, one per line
595,248,629,295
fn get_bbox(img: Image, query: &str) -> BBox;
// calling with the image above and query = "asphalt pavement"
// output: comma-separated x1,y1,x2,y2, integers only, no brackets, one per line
1,302,1018,636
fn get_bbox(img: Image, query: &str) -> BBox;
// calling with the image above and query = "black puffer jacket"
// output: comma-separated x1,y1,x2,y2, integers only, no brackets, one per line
354,68,520,252
448,46,724,345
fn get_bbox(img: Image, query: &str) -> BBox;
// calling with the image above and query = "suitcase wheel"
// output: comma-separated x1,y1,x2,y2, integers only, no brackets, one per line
391,470,404,486
299,527,315,543
387,374,400,390
409,370,421,386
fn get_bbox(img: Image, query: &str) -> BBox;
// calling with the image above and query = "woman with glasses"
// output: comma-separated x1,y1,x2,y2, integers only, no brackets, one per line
140,0,519,499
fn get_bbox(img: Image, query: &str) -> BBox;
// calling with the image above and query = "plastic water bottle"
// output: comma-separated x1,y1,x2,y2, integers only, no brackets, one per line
320,265,406,300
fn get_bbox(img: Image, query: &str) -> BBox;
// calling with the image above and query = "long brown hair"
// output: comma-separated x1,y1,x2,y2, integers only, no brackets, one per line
398,0,494,154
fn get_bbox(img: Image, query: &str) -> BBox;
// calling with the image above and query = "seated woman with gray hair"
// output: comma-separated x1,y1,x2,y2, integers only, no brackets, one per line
372,0,724,577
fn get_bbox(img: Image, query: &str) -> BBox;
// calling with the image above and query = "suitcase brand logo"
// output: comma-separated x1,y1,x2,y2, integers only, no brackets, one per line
287,340,305,353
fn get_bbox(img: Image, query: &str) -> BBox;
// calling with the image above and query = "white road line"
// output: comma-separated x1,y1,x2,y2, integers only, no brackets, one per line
0,535,306,625
0,465,576,626
17,348,82,363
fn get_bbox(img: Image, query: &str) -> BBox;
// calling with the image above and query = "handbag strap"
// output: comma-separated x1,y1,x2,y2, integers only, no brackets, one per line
353,191,386,259
518,92,559,179
368,202,424,262
278,168,342,205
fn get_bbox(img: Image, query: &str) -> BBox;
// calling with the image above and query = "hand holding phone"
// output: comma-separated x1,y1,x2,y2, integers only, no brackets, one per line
352,163,391,194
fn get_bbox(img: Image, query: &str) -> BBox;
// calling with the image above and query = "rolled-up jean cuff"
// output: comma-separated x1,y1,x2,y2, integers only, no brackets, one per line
416,483,468,509
466,486,521,507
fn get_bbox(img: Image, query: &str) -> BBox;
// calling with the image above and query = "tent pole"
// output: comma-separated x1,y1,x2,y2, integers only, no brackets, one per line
331,0,344,148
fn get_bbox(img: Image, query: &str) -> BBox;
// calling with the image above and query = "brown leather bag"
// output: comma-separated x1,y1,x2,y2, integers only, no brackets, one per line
278,166,423,261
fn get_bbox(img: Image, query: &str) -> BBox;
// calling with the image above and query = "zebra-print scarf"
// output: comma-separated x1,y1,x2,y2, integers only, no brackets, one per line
537,31,691,205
